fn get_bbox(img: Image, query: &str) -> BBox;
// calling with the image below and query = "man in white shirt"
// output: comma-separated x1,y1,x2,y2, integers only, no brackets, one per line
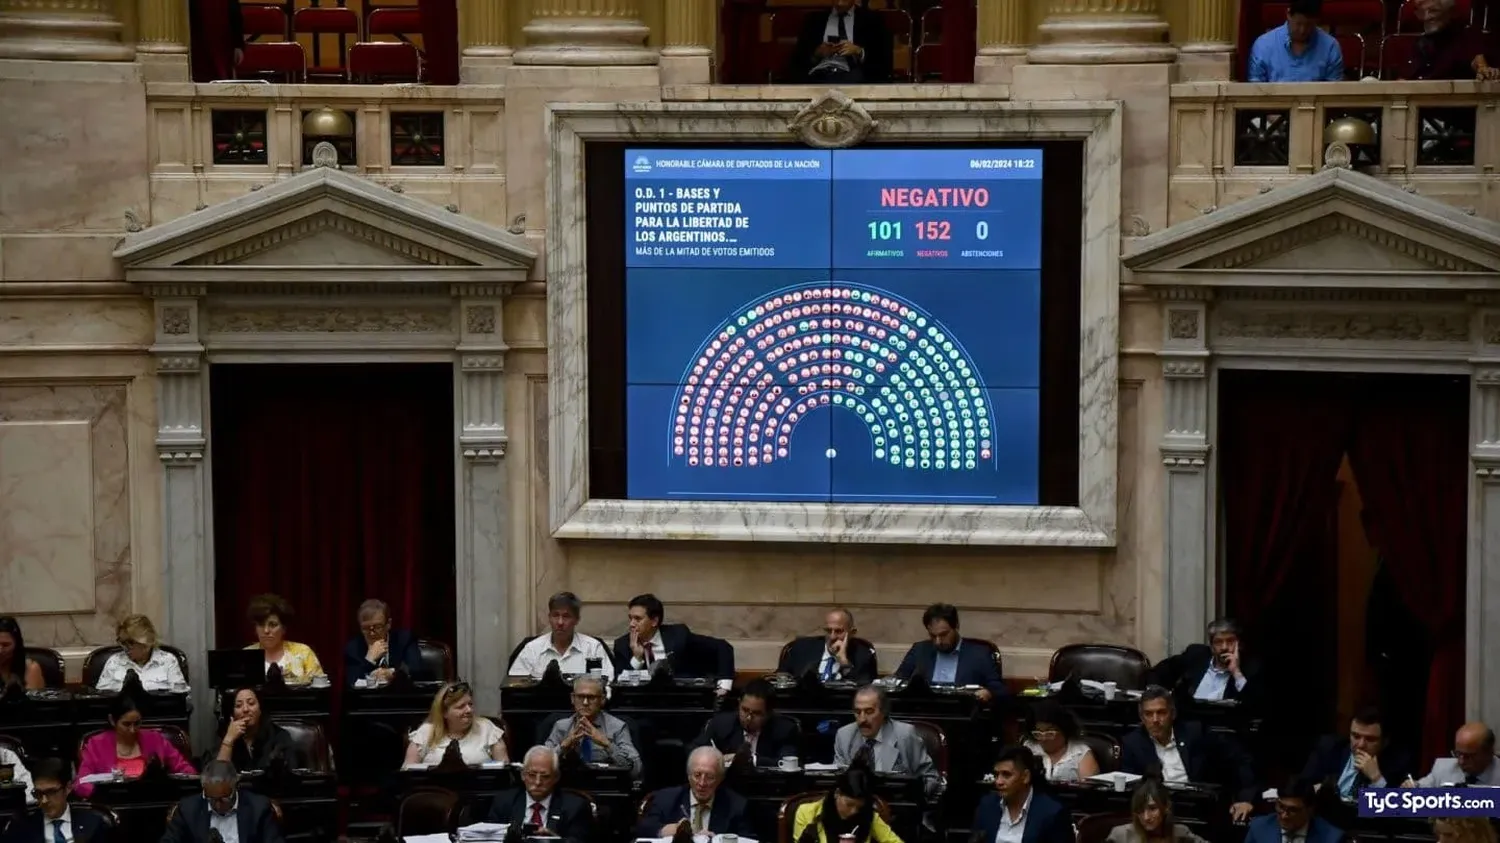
1119,686,1257,823
509,592,614,682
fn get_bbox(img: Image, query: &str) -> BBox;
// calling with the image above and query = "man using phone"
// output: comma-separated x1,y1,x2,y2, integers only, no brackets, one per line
790,0,893,84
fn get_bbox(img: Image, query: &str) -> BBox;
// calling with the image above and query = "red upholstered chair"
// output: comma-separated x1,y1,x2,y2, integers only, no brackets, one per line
348,41,422,82
766,10,807,82
294,6,361,78
237,4,304,82
368,6,424,42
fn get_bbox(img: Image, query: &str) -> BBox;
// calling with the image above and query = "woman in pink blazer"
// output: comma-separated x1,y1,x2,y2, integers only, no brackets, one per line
75,694,196,796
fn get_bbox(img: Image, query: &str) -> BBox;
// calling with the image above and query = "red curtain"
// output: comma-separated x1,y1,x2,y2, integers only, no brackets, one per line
940,0,975,84
210,364,457,689
190,0,235,82
1346,378,1469,765
419,0,459,85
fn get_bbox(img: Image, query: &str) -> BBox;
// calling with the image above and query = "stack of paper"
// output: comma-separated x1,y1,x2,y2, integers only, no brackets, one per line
403,836,451,843
457,822,509,841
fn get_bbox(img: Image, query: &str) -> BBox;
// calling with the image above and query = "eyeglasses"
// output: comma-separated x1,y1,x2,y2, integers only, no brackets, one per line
32,786,63,800
523,770,558,782
573,693,603,703
360,622,389,634
1030,729,1060,740
1454,749,1486,760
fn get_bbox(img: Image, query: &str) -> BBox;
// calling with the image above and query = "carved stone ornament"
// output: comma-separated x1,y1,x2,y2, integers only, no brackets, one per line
1484,314,1500,345
1323,141,1353,171
1217,310,1470,342
311,141,340,169
208,306,452,334
161,306,192,336
465,305,497,335
787,91,878,149
1167,309,1199,341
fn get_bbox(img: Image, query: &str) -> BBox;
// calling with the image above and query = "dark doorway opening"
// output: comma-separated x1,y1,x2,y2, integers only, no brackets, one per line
1218,369,1468,772
210,363,457,686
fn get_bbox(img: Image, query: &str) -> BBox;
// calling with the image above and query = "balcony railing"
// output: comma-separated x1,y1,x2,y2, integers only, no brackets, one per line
1169,81,1498,226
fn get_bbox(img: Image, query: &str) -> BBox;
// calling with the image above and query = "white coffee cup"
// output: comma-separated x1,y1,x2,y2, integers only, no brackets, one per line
1113,772,1128,792
1101,681,1118,701
721,835,738,843
779,756,800,772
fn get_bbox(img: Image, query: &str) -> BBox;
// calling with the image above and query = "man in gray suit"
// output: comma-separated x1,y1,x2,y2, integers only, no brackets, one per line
544,674,643,779
1406,722,1500,786
833,685,943,799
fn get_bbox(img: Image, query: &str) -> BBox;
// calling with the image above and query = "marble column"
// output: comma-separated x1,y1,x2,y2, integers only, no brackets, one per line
460,0,511,83
456,293,510,715
1470,362,1500,728
1178,0,1237,81
1028,0,1176,65
0,0,135,60
149,295,218,750
659,0,715,85
1157,297,1213,656
975,0,1027,83
513,0,655,66
135,0,188,80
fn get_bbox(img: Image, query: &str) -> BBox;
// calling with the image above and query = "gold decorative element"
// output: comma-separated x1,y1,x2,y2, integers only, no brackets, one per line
466,305,497,334
663,0,714,54
1029,0,1175,64
1217,311,1470,342
1324,116,1377,146
788,91,878,150
208,306,454,334
0,0,135,61
1190,215,1488,273
160,306,191,335
302,107,354,138
188,212,474,267
136,0,187,53
978,0,1028,54
514,0,653,66
1167,309,1199,340
1180,0,1235,50
460,0,510,57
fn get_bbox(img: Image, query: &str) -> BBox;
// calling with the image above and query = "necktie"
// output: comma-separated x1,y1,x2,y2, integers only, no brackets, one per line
1337,756,1359,798
52,819,65,843
644,643,655,666
1467,774,1481,785
530,802,545,828
836,12,848,41
693,802,708,833
581,736,594,763
821,656,835,681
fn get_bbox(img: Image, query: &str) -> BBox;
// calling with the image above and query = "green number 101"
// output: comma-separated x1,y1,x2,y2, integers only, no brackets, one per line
867,220,902,241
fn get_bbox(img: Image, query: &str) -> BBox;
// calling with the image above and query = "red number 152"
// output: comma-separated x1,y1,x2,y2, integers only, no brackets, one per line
916,221,952,240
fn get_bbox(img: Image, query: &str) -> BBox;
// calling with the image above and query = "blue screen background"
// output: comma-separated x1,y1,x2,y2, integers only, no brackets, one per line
623,148,1045,505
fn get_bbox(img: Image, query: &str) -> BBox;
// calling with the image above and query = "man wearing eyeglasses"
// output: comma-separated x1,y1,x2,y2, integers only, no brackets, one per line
485,747,592,843
544,675,643,779
1,758,110,843
341,598,429,686
1405,722,1500,786
160,760,284,843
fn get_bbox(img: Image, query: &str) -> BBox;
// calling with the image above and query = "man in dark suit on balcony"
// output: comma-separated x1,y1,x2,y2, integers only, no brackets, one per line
894,603,1006,702
790,0,894,83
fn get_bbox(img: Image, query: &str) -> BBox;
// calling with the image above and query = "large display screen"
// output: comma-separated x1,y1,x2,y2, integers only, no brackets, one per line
623,148,1045,505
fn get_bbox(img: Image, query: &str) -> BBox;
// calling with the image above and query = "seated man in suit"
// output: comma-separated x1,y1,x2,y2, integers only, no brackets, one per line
1244,777,1343,843
509,591,615,682
635,747,756,839
893,603,1006,703
486,746,592,843
341,598,429,685
833,685,942,799
691,679,801,766
1301,706,1411,798
1,757,111,843
1149,617,1261,706
161,760,285,843
779,608,877,684
789,0,894,83
611,593,733,691
972,746,1075,843
1406,722,1500,786
1119,686,1256,823
543,674,643,779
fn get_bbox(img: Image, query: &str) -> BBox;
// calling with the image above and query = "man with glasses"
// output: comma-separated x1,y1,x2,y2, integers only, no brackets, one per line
1406,722,1500,786
1,758,110,843
635,747,755,839
1243,777,1343,843
160,760,284,843
691,678,801,767
485,747,592,843
777,608,877,684
544,675,642,778
341,598,429,686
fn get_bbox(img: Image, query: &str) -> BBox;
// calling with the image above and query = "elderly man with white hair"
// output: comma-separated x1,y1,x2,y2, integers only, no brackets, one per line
543,674,643,778
635,746,756,839
1401,0,1498,80
485,746,593,843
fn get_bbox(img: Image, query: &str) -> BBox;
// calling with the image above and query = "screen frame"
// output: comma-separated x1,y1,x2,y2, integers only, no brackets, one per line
546,97,1123,546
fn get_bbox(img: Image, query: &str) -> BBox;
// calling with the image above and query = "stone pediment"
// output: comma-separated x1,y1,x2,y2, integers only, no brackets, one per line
1125,168,1500,285
114,167,536,284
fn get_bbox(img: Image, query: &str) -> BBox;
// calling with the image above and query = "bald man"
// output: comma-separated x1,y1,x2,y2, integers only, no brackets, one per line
1406,723,1500,786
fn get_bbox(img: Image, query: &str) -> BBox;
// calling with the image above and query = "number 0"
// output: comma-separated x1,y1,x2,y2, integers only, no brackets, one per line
976,221,989,240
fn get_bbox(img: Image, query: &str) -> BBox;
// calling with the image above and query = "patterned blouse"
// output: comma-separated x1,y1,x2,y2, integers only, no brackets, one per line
1023,739,1094,782
95,648,186,692
244,641,326,684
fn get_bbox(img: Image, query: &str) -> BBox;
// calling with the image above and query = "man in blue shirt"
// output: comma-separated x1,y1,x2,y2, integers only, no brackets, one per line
1248,0,1345,82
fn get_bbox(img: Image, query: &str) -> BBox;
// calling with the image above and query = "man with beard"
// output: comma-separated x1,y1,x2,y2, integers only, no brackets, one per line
893,603,1006,702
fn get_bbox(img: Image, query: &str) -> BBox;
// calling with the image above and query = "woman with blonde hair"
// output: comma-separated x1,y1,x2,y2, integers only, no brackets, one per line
95,614,186,692
1434,817,1499,843
402,681,507,768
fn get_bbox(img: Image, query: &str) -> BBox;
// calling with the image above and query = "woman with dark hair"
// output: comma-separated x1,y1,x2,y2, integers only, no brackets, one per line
1023,700,1100,782
1105,778,1208,843
75,694,196,796
211,687,299,771
792,763,903,843
0,616,44,690
244,594,325,684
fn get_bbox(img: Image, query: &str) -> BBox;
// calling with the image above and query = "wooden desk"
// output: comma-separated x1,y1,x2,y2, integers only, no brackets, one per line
0,691,190,760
